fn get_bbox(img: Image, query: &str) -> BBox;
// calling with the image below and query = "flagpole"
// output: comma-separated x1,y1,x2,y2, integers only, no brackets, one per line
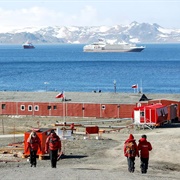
63,91,66,123
140,79,143,94
137,84,138,93
63,91,66,156
55,91,66,122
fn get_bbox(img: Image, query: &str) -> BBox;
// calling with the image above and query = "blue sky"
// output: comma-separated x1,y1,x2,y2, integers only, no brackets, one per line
0,0,179,31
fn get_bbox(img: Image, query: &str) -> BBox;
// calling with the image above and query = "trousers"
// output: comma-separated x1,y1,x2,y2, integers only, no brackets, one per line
30,149,37,166
49,149,58,168
140,157,149,173
127,157,135,172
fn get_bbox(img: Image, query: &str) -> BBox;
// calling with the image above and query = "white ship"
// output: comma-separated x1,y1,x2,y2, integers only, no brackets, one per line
83,39,145,52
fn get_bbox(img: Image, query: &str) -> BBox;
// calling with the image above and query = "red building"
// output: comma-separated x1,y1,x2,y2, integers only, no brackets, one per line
133,103,168,126
0,101,135,119
0,92,179,121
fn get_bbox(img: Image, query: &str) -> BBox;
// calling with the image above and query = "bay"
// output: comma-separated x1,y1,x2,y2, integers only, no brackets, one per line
0,43,180,93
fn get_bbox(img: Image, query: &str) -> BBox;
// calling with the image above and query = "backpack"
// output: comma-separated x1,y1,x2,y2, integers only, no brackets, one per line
125,141,136,157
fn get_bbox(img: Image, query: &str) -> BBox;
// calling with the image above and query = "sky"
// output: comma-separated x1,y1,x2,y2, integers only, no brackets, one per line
0,0,179,31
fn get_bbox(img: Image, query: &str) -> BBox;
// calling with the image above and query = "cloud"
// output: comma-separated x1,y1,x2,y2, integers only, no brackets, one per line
0,7,61,30
0,5,115,31
0,5,110,30
0,1,179,30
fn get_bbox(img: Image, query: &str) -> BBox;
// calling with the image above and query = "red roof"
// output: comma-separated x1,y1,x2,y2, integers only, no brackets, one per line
134,103,166,110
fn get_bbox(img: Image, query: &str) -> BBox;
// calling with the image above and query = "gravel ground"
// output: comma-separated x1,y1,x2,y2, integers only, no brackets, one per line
1,116,180,180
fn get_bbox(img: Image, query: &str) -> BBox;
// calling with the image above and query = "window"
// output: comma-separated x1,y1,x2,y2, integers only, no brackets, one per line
160,109,165,116
48,106,51,110
34,105,39,111
28,105,32,111
21,105,25,111
140,111,144,117
2,104,6,109
102,105,106,110
53,106,57,110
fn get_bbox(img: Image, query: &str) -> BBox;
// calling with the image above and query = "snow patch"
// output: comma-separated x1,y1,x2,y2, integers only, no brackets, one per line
67,26,80,32
56,27,68,38
99,26,111,32
12,27,42,33
158,27,173,34
159,34,169,38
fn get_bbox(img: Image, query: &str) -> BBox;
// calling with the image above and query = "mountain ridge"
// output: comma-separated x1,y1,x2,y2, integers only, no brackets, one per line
0,21,180,44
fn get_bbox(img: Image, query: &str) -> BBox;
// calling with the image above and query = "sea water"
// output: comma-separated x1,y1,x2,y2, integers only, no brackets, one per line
0,43,180,94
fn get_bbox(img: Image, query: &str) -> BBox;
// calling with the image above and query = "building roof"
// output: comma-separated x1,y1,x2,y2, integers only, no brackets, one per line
0,91,179,104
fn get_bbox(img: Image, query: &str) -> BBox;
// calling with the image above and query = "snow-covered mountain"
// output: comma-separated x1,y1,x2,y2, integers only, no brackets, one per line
0,22,180,44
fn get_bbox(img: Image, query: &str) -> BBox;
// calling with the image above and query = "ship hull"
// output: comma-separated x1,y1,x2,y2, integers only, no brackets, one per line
84,47,144,52
23,45,35,49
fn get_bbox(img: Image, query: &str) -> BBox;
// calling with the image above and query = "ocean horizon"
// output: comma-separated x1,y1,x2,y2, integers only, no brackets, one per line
0,43,180,94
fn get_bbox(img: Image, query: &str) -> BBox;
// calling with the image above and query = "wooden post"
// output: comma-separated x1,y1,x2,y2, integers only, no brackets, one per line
2,119,4,135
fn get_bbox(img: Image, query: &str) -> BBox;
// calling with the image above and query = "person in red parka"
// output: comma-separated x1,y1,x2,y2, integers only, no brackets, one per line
26,131,41,167
70,123,75,134
138,134,152,174
45,129,61,168
124,134,139,173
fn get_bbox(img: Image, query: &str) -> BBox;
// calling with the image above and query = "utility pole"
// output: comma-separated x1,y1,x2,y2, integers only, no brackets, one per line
113,80,116,93
44,82,49,92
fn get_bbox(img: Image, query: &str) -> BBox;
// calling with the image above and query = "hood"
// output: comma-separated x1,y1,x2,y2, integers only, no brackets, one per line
139,138,147,143
129,134,134,140
125,134,135,143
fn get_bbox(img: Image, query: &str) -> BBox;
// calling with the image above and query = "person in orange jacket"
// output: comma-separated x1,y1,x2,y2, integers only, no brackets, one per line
124,134,139,173
138,134,152,174
45,129,61,168
26,131,41,167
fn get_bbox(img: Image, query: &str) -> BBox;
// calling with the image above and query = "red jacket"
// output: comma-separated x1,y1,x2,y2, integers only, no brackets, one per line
124,138,139,157
27,135,41,151
45,133,61,151
70,123,74,130
138,138,152,158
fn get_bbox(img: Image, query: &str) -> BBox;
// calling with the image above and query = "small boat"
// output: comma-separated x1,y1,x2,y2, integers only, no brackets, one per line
83,39,145,52
22,41,35,49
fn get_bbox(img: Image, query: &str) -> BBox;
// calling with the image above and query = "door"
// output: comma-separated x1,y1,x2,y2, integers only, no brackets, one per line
134,110,140,124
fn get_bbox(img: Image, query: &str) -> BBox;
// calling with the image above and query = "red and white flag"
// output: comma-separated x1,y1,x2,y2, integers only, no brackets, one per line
131,84,138,89
56,91,64,98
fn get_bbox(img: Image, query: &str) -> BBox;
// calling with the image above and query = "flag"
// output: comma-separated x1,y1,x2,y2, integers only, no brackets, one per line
131,84,137,89
56,92,64,98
